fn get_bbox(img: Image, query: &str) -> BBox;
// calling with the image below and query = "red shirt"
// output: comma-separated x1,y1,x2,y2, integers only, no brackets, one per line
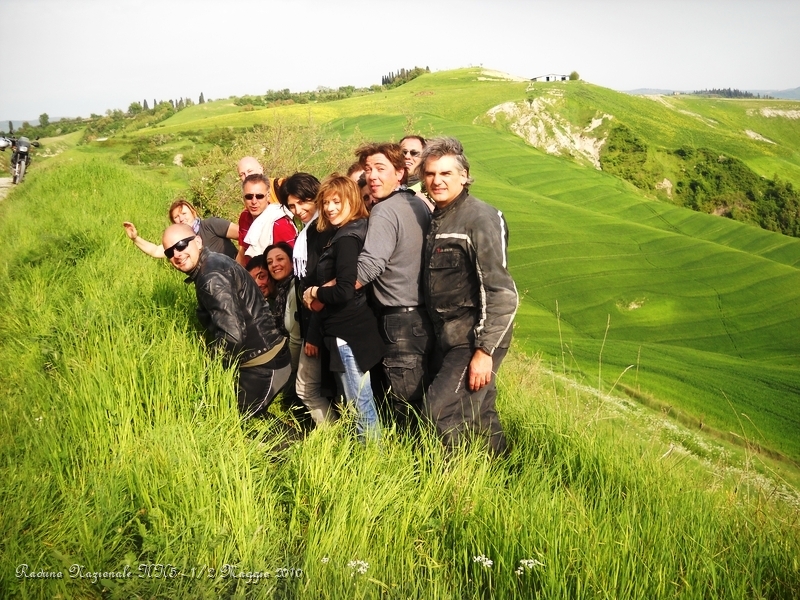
238,210,296,254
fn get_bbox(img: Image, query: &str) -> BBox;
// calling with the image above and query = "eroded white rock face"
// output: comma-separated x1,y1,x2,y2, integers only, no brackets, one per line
749,108,800,119
744,130,776,144
485,91,613,169
655,178,673,198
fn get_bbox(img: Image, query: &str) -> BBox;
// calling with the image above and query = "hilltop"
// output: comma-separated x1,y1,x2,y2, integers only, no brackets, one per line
481,80,800,235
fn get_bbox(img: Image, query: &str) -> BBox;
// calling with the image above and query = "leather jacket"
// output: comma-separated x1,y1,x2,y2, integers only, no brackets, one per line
185,249,284,367
423,190,518,355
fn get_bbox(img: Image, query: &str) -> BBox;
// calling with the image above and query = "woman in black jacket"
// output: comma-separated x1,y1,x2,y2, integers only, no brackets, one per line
302,174,384,441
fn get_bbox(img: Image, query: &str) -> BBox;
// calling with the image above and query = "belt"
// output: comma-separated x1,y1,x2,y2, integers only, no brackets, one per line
381,305,422,315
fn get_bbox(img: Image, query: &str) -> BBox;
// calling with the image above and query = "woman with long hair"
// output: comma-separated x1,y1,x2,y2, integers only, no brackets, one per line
302,174,384,440
265,242,301,371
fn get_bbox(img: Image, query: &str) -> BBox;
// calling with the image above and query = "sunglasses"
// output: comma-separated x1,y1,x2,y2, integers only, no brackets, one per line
164,236,196,259
244,193,266,200
402,149,421,157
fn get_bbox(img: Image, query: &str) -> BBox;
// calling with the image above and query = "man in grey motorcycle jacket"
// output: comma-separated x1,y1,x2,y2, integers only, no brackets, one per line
419,138,518,456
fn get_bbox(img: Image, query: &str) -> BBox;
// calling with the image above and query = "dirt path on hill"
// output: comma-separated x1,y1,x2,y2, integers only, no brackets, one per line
0,177,12,201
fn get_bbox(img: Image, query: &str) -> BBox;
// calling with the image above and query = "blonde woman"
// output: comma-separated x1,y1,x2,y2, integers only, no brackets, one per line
123,199,238,260
302,175,384,440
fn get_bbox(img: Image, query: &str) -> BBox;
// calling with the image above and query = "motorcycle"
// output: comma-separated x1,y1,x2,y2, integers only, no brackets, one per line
0,135,41,184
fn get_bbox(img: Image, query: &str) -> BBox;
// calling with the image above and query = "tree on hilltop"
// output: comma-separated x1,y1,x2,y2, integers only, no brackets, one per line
199,92,205,104
39,113,50,128
143,99,149,110
569,71,580,81
128,102,143,115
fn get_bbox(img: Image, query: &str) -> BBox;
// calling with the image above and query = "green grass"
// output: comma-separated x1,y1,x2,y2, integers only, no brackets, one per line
1,160,798,599
2,70,800,598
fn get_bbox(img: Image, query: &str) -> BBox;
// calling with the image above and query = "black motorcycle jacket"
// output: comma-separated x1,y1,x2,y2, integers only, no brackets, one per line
185,249,284,367
423,190,518,355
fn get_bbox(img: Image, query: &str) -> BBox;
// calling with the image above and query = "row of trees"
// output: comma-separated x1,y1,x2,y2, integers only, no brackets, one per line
129,94,204,115
12,64,434,141
232,86,369,108
692,88,773,99
6,92,208,140
83,98,191,140
381,66,430,88
7,113,87,139
233,68,432,109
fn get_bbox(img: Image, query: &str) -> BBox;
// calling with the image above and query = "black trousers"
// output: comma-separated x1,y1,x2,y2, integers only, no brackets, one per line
424,345,508,456
379,309,434,427
237,346,292,418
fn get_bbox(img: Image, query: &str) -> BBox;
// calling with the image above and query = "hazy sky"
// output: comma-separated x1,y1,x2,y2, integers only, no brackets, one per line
1,0,798,121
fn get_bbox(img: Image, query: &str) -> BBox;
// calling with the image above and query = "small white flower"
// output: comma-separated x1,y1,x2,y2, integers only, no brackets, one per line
472,555,493,568
347,559,369,576
517,558,545,572
320,557,330,564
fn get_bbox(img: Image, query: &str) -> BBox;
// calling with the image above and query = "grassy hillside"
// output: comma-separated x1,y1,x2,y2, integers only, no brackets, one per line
1,160,798,598
38,68,800,464
481,80,800,235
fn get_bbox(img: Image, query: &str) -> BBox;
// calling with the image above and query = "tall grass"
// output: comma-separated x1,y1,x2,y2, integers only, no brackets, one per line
1,160,798,598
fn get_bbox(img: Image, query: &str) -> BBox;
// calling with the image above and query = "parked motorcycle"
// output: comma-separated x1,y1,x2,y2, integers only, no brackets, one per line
0,136,41,184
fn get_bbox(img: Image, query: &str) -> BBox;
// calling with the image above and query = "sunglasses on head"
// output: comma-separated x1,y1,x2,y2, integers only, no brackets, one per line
164,236,196,259
402,149,421,157
244,193,266,200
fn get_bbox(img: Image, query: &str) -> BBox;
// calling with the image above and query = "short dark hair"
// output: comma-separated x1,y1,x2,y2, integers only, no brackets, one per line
242,173,268,189
245,255,266,272
264,241,294,263
354,142,407,184
419,137,475,187
346,162,363,177
400,135,426,147
279,172,320,208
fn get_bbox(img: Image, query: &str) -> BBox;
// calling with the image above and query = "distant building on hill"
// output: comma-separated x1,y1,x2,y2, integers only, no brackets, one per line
530,74,569,82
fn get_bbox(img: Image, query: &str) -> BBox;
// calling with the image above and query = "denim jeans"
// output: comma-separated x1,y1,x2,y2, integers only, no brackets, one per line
335,338,381,441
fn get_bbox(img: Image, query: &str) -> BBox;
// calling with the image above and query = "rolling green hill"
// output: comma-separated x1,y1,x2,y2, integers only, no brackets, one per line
126,68,800,462
15,68,800,461
480,80,800,235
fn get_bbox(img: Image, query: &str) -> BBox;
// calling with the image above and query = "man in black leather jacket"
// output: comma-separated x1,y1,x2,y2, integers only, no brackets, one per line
162,224,291,417
419,138,518,456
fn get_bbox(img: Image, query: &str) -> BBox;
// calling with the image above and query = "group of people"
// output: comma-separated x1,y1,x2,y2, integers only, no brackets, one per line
125,136,518,455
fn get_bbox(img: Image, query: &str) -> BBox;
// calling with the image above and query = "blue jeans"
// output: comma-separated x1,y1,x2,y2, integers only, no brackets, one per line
335,339,381,441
